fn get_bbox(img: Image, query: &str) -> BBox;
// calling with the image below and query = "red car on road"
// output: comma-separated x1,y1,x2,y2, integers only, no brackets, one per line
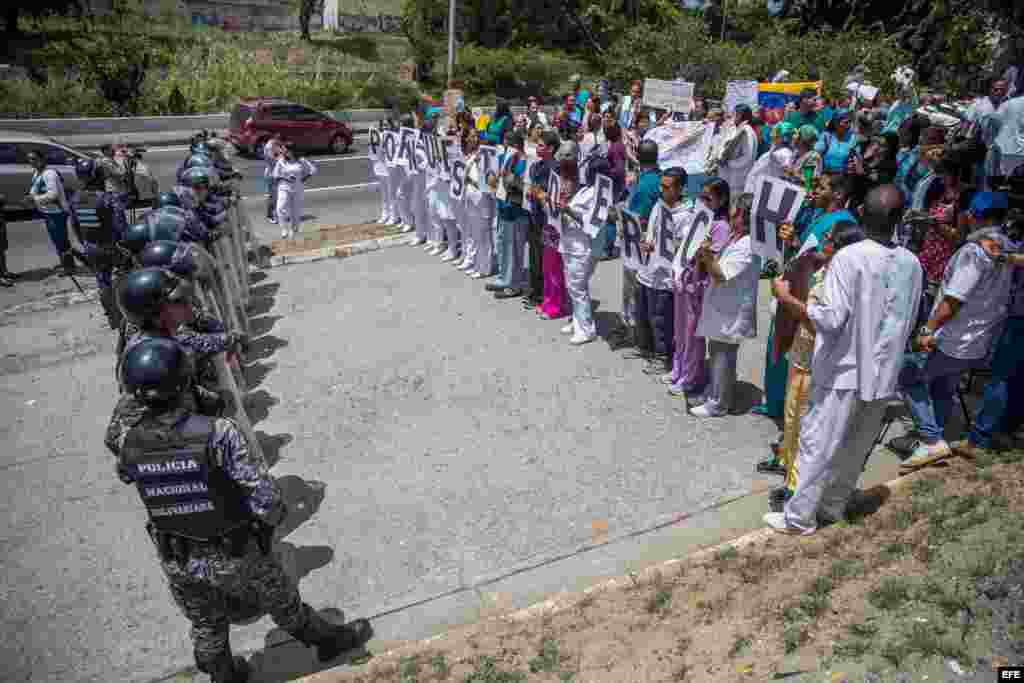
228,98,354,157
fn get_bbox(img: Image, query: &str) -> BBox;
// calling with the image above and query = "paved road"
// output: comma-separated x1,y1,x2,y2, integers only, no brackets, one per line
1,243,791,683
3,140,382,279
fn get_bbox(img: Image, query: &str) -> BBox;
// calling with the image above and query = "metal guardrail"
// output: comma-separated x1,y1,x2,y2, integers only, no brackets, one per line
0,110,393,138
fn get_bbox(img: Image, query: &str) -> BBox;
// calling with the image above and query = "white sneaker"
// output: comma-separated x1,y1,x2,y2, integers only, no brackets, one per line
440,253,457,262
376,216,387,224
458,261,473,271
659,372,676,385
901,440,952,470
569,334,595,346
280,228,289,239
469,271,484,279
409,236,426,246
763,512,815,536
560,323,575,335
402,224,415,233
690,403,724,418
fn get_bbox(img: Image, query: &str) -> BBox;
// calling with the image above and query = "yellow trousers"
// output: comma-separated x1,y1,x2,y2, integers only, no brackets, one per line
780,364,812,491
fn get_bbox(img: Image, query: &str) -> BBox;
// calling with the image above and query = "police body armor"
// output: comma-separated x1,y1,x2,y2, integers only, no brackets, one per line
75,202,117,245
121,415,251,542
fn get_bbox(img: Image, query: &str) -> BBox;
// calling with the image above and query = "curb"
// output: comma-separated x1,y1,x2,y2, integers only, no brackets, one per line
265,234,410,269
296,471,919,682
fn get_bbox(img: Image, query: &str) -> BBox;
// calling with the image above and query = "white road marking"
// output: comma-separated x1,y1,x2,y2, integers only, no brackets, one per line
240,181,379,201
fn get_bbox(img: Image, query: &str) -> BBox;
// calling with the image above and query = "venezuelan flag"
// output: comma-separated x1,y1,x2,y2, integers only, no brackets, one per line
758,81,823,124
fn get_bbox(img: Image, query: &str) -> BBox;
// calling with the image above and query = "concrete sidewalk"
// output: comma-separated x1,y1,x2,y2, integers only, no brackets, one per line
1,245,918,683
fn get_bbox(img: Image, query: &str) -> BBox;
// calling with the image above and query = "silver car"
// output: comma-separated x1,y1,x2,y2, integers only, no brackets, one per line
0,131,92,215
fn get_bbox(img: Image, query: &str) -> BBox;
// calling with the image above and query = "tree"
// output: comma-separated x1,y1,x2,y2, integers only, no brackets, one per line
4,0,82,38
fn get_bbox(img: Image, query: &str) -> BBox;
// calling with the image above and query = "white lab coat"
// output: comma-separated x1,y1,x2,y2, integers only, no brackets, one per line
272,158,317,232
783,239,923,532
696,234,759,343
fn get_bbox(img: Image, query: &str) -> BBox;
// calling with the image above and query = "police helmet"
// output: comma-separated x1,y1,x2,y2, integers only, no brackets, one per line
115,267,195,327
121,213,184,254
121,337,195,405
185,153,213,170
637,140,659,165
179,166,213,188
158,191,182,208
139,240,181,271
75,158,101,183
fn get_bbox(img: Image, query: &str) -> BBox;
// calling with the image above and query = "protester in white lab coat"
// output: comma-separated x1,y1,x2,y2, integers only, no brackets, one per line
766,185,923,535
373,126,398,226
272,143,317,239
719,105,757,207
690,193,760,417
434,135,460,263
462,136,496,278
263,134,283,224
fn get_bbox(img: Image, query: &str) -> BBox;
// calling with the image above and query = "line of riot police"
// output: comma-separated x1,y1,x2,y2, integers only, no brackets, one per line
83,136,371,683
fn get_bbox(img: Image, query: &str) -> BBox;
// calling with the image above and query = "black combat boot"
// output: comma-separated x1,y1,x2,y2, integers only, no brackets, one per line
289,606,373,663
60,251,76,277
196,645,249,683
98,288,123,330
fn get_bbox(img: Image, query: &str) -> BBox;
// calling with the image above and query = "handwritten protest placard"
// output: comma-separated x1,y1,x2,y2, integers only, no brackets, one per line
588,175,614,235
724,81,759,113
619,210,648,271
643,78,694,113
382,130,398,167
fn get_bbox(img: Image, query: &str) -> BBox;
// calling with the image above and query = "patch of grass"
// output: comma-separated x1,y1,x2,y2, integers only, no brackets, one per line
528,638,565,674
782,623,809,653
715,545,739,562
830,558,866,581
893,507,916,529
558,672,577,683
728,634,753,657
910,477,943,498
868,577,915,610
879,542,912,561
429,653,451,679
647,588,673,615
848,621,880,639
832,634,873,660
464,656,527,683
399,655,421,682
810,576,834,596
798,591,832,619
880,621,966,666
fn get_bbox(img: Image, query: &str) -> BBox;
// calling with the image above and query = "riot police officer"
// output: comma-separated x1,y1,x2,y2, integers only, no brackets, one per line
70,158,130,329
111,338,372,682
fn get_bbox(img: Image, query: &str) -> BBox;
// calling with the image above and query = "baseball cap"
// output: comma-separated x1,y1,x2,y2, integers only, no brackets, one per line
968,191,1010,219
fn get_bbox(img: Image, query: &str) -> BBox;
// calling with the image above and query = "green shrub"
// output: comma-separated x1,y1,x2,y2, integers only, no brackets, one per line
456,45,589,99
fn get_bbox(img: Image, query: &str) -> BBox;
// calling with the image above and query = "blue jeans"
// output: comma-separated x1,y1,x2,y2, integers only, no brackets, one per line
970,318,1024,447
900,349,977,444
494,213,529,289
42,211,71,256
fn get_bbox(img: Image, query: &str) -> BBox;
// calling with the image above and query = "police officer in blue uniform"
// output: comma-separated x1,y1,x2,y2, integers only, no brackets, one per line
111,338,372,682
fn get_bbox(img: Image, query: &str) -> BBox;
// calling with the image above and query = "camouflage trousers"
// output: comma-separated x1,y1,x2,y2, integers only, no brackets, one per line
161,539,309,667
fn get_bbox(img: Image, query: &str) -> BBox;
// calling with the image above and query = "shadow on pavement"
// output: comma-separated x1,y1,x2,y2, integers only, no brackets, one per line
731,381,764,415
257,431,293,468
247,335,288,362
245,361,277,390
250,282,281,299
248,314,283,337
247,607,371,683
245,389,280,425
274,476,328,539
246,296,275,318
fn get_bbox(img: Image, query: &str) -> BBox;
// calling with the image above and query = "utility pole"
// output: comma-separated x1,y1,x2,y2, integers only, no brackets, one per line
720,0,727,42
446,0,456,87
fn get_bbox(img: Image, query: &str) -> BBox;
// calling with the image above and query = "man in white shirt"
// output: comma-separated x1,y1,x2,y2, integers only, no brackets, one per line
766,185,923,535
899,193,1014,469
26,150,75,275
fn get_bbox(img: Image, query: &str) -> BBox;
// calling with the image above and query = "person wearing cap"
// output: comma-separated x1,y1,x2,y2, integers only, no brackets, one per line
785,125,823,192
816,109,859,175
899,191,1015,470
784,90,828,134
744,121,796,195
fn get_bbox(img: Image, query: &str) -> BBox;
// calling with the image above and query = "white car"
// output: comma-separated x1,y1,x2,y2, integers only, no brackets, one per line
0,131,91,215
